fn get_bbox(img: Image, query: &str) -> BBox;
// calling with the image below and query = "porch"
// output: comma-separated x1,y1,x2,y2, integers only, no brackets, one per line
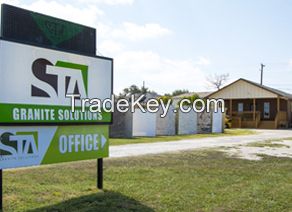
226,98,290,129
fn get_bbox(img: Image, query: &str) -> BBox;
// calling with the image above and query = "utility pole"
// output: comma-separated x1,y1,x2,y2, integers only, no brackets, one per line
260,63,265,85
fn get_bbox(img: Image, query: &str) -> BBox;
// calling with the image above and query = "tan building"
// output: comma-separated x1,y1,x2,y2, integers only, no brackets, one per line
207,78,292,129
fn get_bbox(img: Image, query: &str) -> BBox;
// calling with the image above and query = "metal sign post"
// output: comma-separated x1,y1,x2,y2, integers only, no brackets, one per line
97,158,103,189
0,169,2,211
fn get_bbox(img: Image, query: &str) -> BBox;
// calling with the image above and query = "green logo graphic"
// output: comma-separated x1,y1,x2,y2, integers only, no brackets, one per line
31,59,88,98
0,131,38,156
55,61,89,95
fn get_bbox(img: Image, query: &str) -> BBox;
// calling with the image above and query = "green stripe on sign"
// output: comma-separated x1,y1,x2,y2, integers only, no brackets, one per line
55,61,89,95
0,103,111,123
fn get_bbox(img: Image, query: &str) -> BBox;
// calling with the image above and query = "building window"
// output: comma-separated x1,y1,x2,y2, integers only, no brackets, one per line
264,102,270,119
238,103,244,112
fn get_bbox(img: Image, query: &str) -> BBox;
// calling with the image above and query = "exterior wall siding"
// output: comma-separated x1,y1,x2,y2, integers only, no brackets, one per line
132,110,156,137
197,110,212,134
109,110,133,138
156,106,176,136
210,80,278,99
212,111,224,133
177,109,197,135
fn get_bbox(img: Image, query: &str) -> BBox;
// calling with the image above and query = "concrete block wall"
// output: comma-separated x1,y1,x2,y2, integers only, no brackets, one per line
212,110,224,133
156,106,176,136
197,110,212,134
132,109,156,137
110,106,224,138
109,110,133,138
177,109,197,135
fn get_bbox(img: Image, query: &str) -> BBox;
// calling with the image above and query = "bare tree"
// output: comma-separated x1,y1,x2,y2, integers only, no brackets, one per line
206,73,229,90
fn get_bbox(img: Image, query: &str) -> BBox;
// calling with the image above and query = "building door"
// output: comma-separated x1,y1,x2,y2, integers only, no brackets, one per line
264,102,270,119
238,103,244,112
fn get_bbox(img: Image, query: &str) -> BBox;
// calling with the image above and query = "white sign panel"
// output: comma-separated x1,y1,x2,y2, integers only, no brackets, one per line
0,40,113,124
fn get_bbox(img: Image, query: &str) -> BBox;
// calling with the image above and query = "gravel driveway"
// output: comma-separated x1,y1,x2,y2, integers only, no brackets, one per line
110,129,292,158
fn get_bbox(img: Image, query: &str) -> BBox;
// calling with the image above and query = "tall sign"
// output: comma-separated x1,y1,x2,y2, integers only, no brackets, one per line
0,4,112,171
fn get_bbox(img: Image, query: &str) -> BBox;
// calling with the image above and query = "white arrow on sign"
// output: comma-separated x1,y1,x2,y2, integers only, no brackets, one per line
101,135,107,149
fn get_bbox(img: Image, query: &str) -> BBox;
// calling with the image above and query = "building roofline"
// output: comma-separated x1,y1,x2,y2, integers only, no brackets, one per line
206,78,292,99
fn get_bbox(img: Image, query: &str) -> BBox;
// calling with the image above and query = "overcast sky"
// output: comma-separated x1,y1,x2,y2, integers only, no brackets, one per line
2,0,292,94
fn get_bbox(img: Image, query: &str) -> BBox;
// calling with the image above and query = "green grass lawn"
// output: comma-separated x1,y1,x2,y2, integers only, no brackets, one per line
2,149,291,212
110,129,255,145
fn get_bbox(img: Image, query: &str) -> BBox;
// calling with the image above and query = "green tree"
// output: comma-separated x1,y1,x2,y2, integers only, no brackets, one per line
118,84,154,98
179,93,205,108
172,89,189,96
158,96,173,104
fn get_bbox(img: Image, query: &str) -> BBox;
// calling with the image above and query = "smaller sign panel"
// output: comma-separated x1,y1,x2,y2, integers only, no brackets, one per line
0,125,109,169
0,39,113,125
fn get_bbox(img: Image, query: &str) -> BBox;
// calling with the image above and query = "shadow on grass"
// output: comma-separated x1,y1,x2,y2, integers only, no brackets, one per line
27,190,154,212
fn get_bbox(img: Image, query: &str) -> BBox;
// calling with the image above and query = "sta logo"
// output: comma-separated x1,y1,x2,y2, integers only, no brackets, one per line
0,132,38,157
31,59,88,100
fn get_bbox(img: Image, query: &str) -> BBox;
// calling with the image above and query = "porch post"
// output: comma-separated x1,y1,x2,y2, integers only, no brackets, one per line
276,96,280,129
277,96,280,113
287,100,291,127
230,99,233,118
253,98,256,128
